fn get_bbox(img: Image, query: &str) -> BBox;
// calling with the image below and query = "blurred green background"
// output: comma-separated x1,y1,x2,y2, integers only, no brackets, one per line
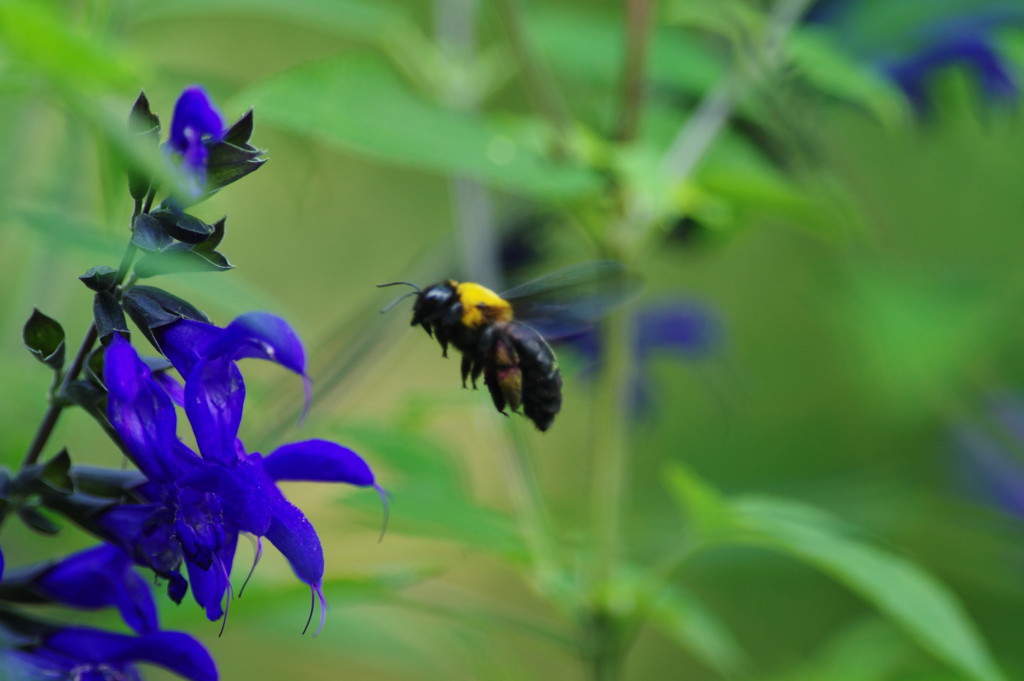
4,0,1024,679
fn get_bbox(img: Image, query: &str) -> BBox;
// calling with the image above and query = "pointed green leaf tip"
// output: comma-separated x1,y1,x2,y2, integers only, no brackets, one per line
127,90,162,201
22,308,65,370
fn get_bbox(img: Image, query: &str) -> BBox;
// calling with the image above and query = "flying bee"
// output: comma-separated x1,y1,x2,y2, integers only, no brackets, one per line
379,261,637,431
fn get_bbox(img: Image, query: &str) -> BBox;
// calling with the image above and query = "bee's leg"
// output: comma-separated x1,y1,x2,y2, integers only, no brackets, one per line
460,355,472,388
470,361,483,389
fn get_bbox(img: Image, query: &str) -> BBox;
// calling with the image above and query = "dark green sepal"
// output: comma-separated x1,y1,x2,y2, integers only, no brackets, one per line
204,126,266,193
22,309,65,370
127,90,162,201
224,109,254,146
86,346,105,385
65,380,106,414
0,607,61,645
131,213,173,252
79,265,119,292
135,243,234,278
196,216,226,252
122,285,209,347
151,209,214,244
93,292,128,342
38,449,73,494
142,356,173,372
0,469,10,519
17,504,61,535
70,465,146,499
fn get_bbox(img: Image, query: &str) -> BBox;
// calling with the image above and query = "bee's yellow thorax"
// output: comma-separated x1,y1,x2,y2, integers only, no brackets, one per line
455,281,513,328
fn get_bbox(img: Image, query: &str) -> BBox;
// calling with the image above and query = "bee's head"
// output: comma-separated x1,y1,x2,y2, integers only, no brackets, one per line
411,281,458,329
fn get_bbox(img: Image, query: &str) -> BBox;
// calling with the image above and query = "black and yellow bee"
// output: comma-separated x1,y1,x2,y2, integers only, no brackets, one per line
380,261,634,431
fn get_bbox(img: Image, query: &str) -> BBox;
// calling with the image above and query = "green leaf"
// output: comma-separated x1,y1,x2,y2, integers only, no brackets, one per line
238,55,601,199
22,308,66,370
0,1,137,91
134,244,235,278
334,421,524,557
730,496,1008,681
134,0,406,40
787,28,907,128
664,464,732,536
650,583,750,679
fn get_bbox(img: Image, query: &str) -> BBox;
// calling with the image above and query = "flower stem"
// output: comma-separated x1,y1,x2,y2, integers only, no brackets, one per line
21,323,99,467
20,206,140,468
615,0,656,143
495,0,573,155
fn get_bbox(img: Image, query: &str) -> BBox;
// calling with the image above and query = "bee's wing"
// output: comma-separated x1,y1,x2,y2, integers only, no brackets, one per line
502,261,642,339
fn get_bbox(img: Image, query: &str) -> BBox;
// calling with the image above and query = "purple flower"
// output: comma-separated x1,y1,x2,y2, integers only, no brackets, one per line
806,1,1024,112
167,86,225,191
953,392,1024,517
1,626,217,681
558,300,720,414
1,544,158,635
100,314,377,628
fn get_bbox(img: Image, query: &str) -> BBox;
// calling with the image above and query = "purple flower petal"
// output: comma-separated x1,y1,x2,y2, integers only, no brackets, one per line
33,545,158,634
263,439,375,487
168,86,224,180
155,319,222,378
44,628,218,681
265,495,324,587
185,539,236,622
184,358,245,466
154,371,185,406
210,312,306,376
105,335,179,482
181,459,272,536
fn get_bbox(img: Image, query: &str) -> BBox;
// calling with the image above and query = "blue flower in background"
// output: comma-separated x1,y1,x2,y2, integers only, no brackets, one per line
806,0,1024,112
558,300,720,414
1,626,217,681
168,86,224,190
100,315,378,628
952,392,1024,517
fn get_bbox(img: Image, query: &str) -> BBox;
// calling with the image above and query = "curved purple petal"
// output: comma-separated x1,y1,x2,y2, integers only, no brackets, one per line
265,495,324,587
45,628,217,681
263,440,375,487
33,545,158,634
154,371,185,406
155,319,221,379
105,335,179,482
185,537,236,622
185,358,245,466
169,87,224,154
209,312,306,376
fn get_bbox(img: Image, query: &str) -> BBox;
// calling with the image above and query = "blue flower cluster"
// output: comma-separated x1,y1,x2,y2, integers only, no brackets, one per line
2,87,379,681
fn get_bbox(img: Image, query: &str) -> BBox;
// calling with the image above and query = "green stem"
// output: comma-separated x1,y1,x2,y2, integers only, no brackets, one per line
495,0,573,155
615,0,656,142
20,207,140,468
21,324,99,467
589,306,634,585
504,422,563,596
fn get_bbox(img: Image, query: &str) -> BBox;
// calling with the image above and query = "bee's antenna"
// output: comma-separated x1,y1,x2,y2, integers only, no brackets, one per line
378,286,421,314
376,281,421,291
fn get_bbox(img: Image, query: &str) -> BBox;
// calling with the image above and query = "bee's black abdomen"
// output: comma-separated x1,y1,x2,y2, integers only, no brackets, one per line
505,324,562,431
